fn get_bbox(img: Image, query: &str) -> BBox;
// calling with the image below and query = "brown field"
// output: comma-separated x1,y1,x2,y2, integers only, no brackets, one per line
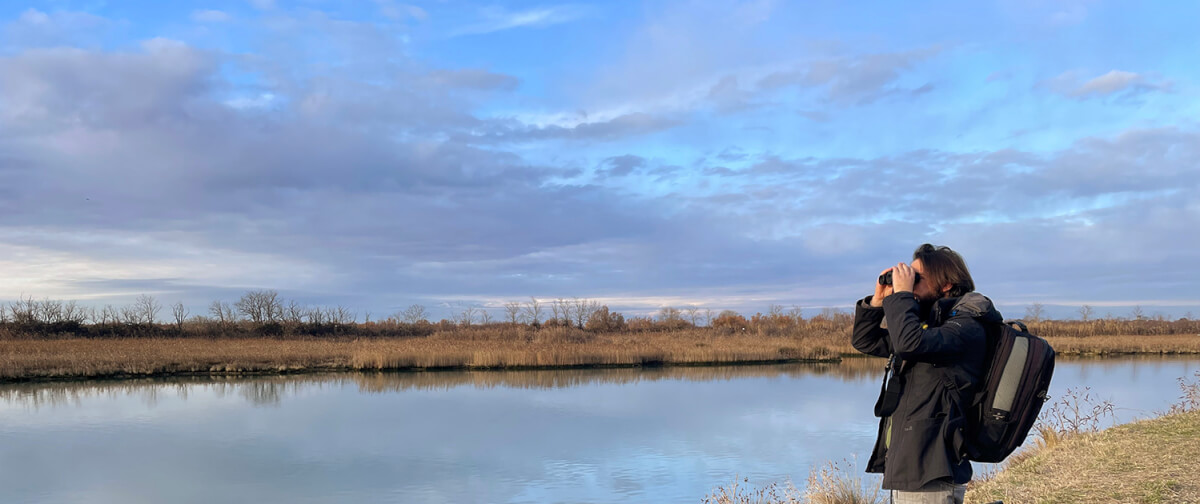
0,325,853,381
2,318,1199,382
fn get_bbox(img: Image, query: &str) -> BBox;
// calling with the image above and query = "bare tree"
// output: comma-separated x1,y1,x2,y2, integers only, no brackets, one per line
120,305,141,325
33,298,62,323
703,308,715,327
767,304,784,318
522,297,543,325
209,301,238,325
331,305,356,325
788,305,804,324
658,306,681,322
456,306,478,326
570,298,589,328
64,301,81,323
478,309,493,325
100,304,120,325
504,301,521,324
0,304,7,323
306,306,328,324
402,304,428,324
551,298,569,325
134,294,161,324
8,296,37,324
685,306,701,326
171,302,189,329
1131,305,1145,321
1025,303,1045,323
1078,305,1094,322
236,290,282,323
283,300,306,325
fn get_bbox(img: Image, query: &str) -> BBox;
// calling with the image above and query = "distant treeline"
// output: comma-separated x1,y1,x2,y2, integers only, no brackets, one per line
0,291,1197,340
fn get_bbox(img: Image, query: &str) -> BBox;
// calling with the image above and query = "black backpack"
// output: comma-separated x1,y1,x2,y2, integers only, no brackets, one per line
963,319,1056,463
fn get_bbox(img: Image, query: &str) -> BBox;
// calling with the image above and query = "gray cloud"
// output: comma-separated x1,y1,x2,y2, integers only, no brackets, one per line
469,113,682,143
597,155,646,177
756,47,941,106
1,7,1198,321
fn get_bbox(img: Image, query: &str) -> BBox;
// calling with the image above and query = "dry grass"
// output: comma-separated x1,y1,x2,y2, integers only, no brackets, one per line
3,321,1200,381
0,326,855,381
966,410,1200,504
1042,334,1200,356
702,459,885,504
804,459,887,504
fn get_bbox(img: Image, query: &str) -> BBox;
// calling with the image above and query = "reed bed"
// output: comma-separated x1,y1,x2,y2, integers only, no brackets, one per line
0,326,851,382
2,317,1199,381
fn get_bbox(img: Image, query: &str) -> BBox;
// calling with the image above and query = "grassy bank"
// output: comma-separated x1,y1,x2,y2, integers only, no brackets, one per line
3,324,1200,381
966,409,1200,503
0,326,849,382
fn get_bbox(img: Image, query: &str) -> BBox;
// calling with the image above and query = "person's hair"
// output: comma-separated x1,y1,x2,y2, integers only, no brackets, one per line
912,243,974,298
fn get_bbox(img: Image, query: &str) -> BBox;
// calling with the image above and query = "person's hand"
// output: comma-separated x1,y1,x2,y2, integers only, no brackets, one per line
892,262,917,293
871,267,894,307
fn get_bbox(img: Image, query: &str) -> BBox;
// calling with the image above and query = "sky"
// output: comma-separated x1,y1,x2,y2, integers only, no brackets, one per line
1,0,1198,321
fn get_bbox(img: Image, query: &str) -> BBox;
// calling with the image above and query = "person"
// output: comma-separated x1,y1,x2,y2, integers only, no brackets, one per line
852,244,1002,504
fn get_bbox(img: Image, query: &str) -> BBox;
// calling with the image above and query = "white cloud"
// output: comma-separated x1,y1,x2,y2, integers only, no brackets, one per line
191,10,233,23
18,8,51,25
374,0,428,21
453,5,589,36
1043,69,1170,99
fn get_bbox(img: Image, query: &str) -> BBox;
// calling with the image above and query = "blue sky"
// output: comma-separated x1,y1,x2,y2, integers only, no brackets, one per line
1,0,1198,321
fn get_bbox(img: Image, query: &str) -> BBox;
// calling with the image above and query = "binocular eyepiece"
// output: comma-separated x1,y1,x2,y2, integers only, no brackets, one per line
878,271,921,286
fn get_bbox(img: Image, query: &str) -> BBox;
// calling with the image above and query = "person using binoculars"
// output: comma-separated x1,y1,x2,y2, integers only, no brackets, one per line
852,244,1003,504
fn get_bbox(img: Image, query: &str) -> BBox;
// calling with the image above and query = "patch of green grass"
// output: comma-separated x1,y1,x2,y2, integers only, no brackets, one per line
1137,479,1180,504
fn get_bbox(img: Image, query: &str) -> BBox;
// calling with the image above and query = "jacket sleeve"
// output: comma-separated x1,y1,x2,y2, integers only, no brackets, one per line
882,292,985,364
852,295,892,357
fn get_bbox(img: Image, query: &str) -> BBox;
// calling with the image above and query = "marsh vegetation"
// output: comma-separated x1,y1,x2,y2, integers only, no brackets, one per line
2,293,1199,381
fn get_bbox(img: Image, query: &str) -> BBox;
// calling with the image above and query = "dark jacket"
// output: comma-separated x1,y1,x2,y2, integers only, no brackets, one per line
851,291,1002,491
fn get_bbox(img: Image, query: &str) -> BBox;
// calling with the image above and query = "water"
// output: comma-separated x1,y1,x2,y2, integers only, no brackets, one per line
1,357,1196,504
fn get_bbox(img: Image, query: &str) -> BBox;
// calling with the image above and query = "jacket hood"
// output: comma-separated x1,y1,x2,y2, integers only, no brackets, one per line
947,292,1003,323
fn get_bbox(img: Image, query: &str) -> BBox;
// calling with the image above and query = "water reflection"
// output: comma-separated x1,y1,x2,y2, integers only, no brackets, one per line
0,358,887,410
0,357,1196,504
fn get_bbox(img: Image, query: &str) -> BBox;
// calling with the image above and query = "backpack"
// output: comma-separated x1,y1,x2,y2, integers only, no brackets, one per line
963,319,1056,463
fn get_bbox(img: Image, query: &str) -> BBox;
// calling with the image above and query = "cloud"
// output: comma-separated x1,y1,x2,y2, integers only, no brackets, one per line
426,69,519,91
2,8,112,47
2,4,1200,319
1042,69,1171,99
597,155,646,177
706,75,758,114
453,5,589,36
470,113,682,143
373,1,428,22
756,47,941,105
191,10,233,23
995,0,1098,28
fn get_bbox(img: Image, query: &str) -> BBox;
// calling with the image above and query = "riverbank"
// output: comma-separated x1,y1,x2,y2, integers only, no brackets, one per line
966,409,1200,503
3,329,1200,382
0,328,847,382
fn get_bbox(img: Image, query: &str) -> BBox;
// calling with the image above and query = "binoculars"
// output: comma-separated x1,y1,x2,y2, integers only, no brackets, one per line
878,271,921,286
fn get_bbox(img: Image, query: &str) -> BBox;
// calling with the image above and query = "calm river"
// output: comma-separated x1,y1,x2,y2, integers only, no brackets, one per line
2,356,1197,503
